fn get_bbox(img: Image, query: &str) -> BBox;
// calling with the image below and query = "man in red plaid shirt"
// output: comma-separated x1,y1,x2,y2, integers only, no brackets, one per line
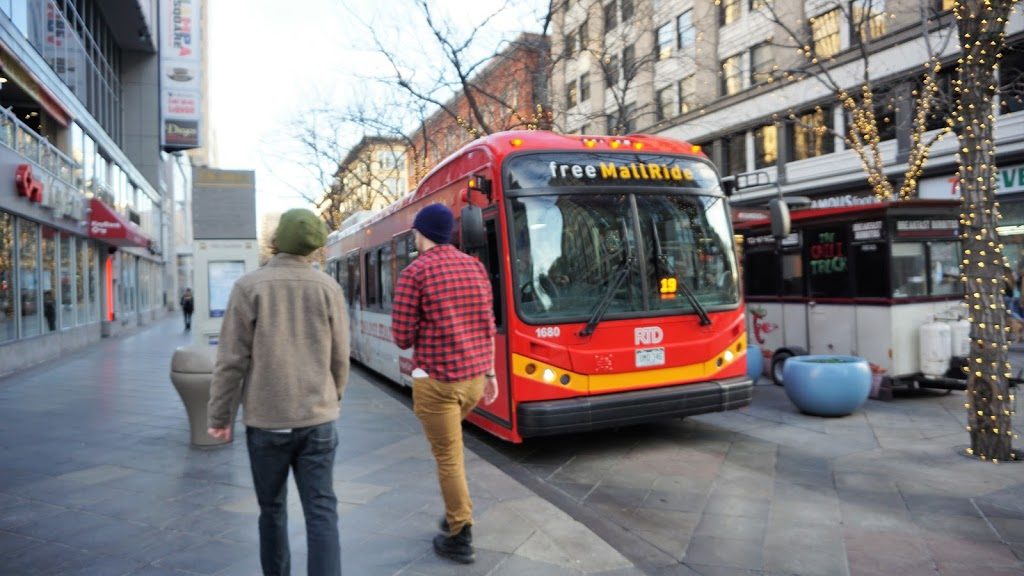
391,203,496,565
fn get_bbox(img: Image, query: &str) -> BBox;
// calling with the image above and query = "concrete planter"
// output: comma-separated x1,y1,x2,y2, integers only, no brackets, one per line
782,355,871,417
170,345,235,446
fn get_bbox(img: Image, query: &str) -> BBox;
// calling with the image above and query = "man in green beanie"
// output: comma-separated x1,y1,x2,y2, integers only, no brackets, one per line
207,208,349,576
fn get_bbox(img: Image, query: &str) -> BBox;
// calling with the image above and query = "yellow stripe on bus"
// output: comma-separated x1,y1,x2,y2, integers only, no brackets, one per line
511,333,747,394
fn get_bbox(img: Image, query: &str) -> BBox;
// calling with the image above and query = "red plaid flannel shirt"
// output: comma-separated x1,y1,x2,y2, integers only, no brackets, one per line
391,244,495,382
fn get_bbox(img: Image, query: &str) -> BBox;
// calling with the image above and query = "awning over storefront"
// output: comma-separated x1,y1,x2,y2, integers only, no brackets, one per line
88,198,150,248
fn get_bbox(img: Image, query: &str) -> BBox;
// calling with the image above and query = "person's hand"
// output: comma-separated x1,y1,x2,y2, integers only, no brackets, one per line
483,374,499,405
208,427,232,441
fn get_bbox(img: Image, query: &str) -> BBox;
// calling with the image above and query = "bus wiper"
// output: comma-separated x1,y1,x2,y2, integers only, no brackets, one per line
579,219,633,338
650,216,711,326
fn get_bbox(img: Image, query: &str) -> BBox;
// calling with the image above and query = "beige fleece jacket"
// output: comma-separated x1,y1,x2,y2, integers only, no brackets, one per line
207,253,350,429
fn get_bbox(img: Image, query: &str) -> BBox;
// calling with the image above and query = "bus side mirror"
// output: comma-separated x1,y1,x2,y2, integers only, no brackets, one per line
769,198,791,239
460,205,486,250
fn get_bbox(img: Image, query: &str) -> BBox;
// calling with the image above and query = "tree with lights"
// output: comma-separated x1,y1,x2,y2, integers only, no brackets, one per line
954,0,1019,462
756,0,957,201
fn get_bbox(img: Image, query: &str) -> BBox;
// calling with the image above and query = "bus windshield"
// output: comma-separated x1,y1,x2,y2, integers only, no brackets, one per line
510,192,739,323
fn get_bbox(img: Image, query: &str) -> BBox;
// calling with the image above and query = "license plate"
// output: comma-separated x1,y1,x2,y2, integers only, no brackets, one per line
636,347,665,367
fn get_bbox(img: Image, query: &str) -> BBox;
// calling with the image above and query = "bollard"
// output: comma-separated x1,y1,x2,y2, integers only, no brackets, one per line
170,345,235,447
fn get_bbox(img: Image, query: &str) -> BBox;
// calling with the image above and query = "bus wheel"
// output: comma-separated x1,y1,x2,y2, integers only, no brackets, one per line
771,348,805,386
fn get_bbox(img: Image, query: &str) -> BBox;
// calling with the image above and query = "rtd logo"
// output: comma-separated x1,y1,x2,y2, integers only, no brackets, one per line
634,326,664,346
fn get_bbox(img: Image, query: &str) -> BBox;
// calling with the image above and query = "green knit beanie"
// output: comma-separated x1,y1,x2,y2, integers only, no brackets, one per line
275,209,327,256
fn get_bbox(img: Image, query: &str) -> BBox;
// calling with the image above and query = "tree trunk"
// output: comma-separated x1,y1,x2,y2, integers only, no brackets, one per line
956,0,1018,461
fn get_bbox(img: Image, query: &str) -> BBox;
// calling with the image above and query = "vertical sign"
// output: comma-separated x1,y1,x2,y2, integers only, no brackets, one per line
159,0,202,150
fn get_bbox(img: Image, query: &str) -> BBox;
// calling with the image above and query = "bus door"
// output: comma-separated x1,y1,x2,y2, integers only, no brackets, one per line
464,210,512,428
805,224,855,356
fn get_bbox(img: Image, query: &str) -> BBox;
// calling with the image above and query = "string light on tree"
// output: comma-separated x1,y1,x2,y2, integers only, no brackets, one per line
953,0,1020,463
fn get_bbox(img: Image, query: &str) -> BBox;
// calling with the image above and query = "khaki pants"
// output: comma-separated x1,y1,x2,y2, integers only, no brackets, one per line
412,375,485,536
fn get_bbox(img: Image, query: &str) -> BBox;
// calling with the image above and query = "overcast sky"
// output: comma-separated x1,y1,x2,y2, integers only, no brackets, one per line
207,0,547,219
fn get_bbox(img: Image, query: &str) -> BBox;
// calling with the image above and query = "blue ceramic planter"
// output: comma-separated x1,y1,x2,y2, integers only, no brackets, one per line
746,345,764,381
782,355,871,417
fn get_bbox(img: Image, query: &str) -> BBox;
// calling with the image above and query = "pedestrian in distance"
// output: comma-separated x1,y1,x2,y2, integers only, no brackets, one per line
180,287,194,330
43,290,56,331
391,203,498,564
207,208,350,576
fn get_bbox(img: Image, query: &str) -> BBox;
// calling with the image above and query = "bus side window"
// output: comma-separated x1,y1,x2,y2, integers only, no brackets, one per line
346,254,360,308
336,260,347,292
380,243,394,310
395,232,416,275
365,250,379,308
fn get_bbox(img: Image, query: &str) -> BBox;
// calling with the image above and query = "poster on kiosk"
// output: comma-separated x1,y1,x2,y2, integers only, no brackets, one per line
190,168,258,346
193,242,257,345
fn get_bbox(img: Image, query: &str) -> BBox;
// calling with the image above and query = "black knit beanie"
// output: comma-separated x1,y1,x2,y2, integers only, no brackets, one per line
413,204,454,244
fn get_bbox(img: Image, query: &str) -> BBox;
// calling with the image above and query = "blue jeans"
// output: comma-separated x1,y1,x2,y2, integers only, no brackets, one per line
247,422,340,576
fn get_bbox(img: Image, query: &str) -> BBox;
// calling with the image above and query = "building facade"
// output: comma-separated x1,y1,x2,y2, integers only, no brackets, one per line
406,32,551,187
319,135,408,230
0,0,171,375
550,0,1024,257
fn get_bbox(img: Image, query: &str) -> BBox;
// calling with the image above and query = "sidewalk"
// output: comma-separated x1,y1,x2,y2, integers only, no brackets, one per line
0,318,635,576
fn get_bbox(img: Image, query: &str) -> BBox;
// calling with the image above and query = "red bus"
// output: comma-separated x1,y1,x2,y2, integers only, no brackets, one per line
325,130,752,442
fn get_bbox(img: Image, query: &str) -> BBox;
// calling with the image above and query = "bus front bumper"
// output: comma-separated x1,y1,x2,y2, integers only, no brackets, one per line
516,376,753,438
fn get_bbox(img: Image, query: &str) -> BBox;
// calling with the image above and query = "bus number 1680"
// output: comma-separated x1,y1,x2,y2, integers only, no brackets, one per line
535,326,561,338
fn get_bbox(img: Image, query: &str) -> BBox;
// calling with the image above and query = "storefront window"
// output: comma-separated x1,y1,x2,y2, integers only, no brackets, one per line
805,226,851,297
70,122,84,187
19,220,40,337
0,212,14,342
853,242,889,297
122,254,136,314
754,124,778,169
781,251,804,295
60,232,74,328
140,260,150,310
87,242,98,321
929,241,961,296
892,243,927,297
83,132,95,194
743,250,777,296
790,107,834,160
41,227,57,332
76,237,87,324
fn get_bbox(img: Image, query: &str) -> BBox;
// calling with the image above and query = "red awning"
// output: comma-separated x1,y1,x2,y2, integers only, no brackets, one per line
88,198,150,248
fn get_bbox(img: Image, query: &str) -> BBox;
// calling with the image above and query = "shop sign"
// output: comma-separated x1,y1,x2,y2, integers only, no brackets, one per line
810,194,882,209
920,163,1024,198
747,231,800,248
895,219,958,238
14,164,86,221
40,176,86,221
15,164,43,203
852,220,884,241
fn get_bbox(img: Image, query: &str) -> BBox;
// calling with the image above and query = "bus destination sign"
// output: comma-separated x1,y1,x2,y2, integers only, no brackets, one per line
506,152,720,191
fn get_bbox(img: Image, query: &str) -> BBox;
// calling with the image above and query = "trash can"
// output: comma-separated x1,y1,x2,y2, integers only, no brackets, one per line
170,345,235,447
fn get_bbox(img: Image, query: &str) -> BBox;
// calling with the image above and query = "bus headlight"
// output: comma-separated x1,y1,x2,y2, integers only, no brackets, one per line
724,350,735,363
543,368,556,383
